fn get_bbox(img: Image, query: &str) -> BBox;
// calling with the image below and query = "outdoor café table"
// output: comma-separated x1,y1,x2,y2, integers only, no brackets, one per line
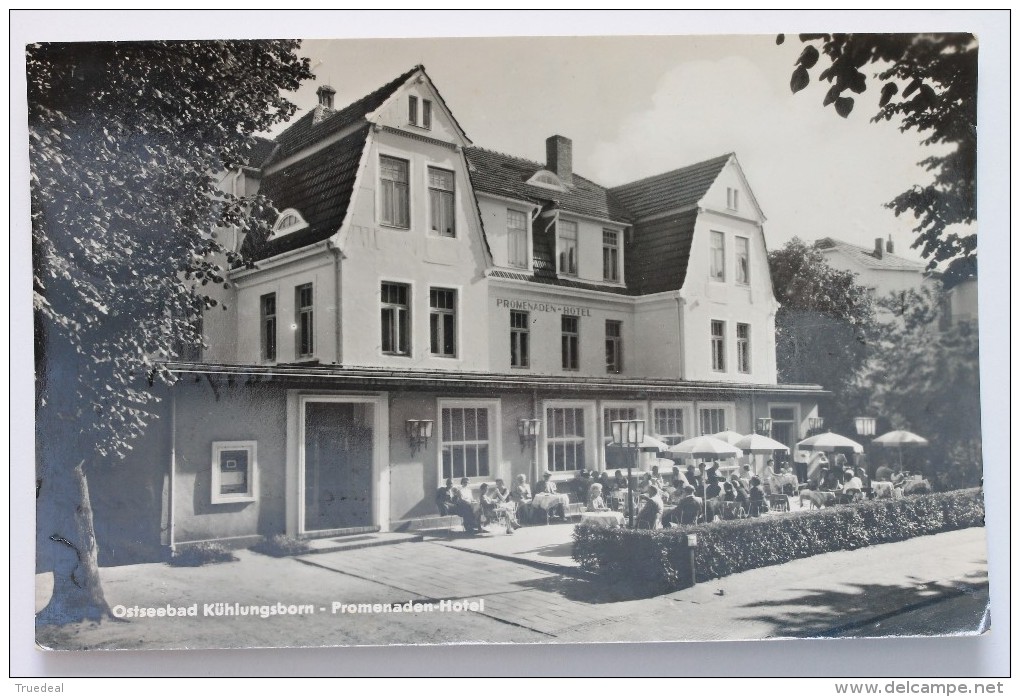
532,492,570,513
579,511,625,529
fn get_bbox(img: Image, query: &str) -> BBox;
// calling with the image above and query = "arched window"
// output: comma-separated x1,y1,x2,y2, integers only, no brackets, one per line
526,169,567,192
272,208,308,237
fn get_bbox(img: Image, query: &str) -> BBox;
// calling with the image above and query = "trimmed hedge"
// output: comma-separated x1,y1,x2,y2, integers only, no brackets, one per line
251,535,313,558
168,542,238,567
573,488,985,596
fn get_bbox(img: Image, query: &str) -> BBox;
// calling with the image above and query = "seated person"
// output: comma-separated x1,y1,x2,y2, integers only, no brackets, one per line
668,485,703,526
842,469,864,501
454,479,483,533
479,482,518,532
649,465,665,490
874,464,894,482
739,464,753,490
747,476,769,517
612,470,628,492
511,473,533,523
587,482,608,512
435,478,458,515
532,471,568,519
493,478,513,504
635,485,664,530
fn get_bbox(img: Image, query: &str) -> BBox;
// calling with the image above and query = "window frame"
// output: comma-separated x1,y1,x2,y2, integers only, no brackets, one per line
697,402,736,436
711,319,726,372
506,208,529,269
735,235,750,285
710,230,726,282
260,292,277,363
736,322,751,374
541,400,597,478
437,399,502,485
561,314,580,371
727,187,740,211
380,281,411,356
422,99,433,130
429,286,458,358
427,166,456,238
650,401,694,446
211,440,258,504
509,310,530,369
605,319,623,374
408,95,418,125
296,283,314,359
557,219,579,277
379,154,411,229
602,228,621,282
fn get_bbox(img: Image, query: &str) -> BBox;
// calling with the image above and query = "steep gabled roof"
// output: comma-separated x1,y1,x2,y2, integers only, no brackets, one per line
268,65,421,163
465,147,631,223
815,237,928,272
242,125,369,261
608,154,731,220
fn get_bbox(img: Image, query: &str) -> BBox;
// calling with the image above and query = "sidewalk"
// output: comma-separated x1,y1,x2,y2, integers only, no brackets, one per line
35,526,988,650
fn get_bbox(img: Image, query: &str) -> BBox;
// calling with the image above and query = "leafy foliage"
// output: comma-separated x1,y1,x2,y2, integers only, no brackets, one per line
30,40,313,624
251,535,313,558
573,488,984,595
30,40,312,461
168,542,238,567
779,33,977,279
768,238,876,431
859,284,982,485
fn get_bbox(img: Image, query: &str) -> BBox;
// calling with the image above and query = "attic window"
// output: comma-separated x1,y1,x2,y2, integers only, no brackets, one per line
272,208,309,238
527,169,567,192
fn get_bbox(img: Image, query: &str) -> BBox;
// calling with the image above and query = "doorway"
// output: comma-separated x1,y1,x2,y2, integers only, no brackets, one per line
303,401,375,532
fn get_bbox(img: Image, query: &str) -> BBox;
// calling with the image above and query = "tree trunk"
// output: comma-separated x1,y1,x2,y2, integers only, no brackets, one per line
36,460,113,625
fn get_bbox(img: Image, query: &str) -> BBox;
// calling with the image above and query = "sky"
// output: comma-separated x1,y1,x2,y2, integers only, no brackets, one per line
269,33,961,265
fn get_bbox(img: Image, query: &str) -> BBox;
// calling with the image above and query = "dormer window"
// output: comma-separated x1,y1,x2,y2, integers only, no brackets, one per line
272,208,309,238
526,169,567,193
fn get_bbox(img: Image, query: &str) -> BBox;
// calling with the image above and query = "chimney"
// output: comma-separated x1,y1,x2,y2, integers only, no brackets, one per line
874,237,884,259
886,235,894,255
546,135,573,186
316,84,336,110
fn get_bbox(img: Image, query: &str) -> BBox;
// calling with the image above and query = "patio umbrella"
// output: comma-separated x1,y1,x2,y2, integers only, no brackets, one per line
667,435,742,459
734,433,790,480
797,431,864,454
872,430,929,469
712,430,746,445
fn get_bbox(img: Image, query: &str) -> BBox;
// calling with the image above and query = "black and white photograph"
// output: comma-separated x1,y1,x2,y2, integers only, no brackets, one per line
15,10,1008,680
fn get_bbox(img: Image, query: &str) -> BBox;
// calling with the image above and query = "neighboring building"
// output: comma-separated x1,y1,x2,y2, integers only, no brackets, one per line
814,236,930,317
943,276,979,327
114,66,825,552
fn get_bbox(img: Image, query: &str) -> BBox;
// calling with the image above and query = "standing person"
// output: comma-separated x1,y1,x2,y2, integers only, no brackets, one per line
669,485,703,526
748,476,769,517
636,485,664,530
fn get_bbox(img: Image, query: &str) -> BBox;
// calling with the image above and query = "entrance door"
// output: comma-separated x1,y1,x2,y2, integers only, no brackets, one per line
303,401,374,531
770,406,798,468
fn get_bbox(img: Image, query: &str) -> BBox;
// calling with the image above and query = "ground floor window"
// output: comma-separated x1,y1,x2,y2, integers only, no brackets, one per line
653,406,688,446
546,406,586,472
440,402,495,480
211,441,257,504
699,407,727,435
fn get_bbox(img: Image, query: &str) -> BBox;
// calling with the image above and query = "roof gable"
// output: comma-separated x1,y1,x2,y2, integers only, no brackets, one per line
815,237,928,272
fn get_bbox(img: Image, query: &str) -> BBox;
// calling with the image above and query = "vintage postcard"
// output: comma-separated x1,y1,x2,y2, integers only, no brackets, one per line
27,28,993,662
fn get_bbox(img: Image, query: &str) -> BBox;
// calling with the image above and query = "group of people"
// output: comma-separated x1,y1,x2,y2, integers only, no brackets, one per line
435,471,576,534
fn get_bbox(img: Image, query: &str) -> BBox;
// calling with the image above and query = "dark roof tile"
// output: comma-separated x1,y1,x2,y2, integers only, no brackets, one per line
609,154,731,220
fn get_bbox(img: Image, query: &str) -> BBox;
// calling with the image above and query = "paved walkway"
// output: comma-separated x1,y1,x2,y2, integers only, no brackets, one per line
35,526,988,650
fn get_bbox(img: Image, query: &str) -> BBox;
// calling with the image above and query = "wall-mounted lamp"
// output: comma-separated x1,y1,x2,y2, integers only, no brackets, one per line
406,419,434,456
853,416,876,437
756,417,773,436
518,418,541,450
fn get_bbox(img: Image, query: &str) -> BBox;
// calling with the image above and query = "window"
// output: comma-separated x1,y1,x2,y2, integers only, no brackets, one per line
737,323,751,373
422,99,432,129
561,315,579,370
711,319,725,372
428,167,455,237
430,288,457,357
603,406,639,434
380,156,410,228
260,293,277,362
211,441,257,504
603,229,620,282
699,408,728,435
510,310,530,368
546,407,586,473
507,209,528,268
558,220,578,276
296,284,314,358
605,320,623,373
408,95,418,124
440,405,492,480
381,282,410,355
653,407,687,446
727,187,739,211
736,236,750,285
710,231,725,281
